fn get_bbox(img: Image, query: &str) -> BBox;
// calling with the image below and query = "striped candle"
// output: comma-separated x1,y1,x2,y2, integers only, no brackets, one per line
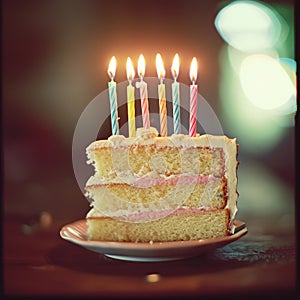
189,84,198,137
158,80,167,136
107,56,119,135
156,53,167,137
189,57,198,137
136,54,150,129
126,57,136,137
127,84,135,137
139,81,150,129
172,81,180,134
171,53,180,134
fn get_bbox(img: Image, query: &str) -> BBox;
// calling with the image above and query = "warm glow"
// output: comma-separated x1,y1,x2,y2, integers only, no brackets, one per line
171,53,180,80
189,57,198,83
126,57,135,81
107,56,117,80
138,54,146,78
156,53,166,80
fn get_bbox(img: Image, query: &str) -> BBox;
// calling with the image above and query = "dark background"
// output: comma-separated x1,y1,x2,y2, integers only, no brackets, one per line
2,0,295,231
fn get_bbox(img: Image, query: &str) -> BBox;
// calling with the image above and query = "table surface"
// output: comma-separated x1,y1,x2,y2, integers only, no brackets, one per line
3,213,297,299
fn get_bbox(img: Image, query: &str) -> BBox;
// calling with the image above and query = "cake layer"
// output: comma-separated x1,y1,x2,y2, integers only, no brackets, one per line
86,208,230,242
89,145,225,178
85,176,227,218
86,128,237,180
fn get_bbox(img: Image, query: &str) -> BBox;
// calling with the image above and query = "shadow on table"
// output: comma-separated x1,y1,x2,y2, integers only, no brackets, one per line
47,232,295,278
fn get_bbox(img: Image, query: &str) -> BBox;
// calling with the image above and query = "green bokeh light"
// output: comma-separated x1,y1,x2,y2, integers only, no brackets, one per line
215,1,295,154
219,46,288,154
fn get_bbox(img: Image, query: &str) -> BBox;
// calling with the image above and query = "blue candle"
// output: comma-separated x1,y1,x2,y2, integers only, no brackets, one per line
171,54,181,134
107,56,119,135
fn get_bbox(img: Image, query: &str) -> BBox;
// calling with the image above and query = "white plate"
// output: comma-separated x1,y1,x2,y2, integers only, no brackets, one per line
60,220,247,262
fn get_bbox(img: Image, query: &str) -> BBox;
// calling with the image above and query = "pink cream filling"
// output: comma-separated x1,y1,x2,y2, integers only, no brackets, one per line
95,207,219,222
133,174,220,188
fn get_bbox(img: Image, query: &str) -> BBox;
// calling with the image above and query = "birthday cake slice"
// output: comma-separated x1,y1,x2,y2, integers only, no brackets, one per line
85,127,238,242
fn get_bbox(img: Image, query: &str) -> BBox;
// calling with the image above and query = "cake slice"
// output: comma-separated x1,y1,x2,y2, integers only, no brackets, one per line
85,127,238,242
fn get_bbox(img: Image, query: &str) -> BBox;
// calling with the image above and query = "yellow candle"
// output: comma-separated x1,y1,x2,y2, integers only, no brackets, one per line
156,53,167,137
126,57,136,137
158,81,167,136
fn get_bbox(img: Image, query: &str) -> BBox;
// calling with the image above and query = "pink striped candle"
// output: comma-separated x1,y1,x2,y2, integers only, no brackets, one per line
136,54,150,129
156,53,167,137
189,57,198,137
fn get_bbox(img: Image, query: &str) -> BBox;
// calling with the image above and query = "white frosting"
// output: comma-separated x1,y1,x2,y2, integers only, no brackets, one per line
136,127,158,139
108,135,126,147
87,128,234,150
87,207,218,223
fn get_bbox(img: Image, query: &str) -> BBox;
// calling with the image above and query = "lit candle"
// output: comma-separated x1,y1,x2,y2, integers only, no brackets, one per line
171,53,180,134
189,57,198,137
107,56,119,135
156,53,167,137
126,57,136,137
136,54,150,129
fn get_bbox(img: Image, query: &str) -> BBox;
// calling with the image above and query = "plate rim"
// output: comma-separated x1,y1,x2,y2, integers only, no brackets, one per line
60,219,248,252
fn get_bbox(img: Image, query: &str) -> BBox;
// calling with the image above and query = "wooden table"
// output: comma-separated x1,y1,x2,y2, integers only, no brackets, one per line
3,214,297,299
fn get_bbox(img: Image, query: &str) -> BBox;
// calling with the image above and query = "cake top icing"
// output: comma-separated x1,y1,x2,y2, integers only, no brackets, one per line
136,127,158,139
87,127,236,150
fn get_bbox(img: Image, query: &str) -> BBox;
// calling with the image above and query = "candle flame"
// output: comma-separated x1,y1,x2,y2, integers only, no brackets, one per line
189,57,198,83
126,57,135,81
108,56,117,80
171,53,180,80
138,54,146,78
156,53,166,80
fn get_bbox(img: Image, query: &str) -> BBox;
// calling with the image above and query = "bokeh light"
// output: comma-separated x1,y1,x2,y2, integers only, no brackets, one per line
215,0,296,154
239,54,296,110
215,0,282,52
219,49,287,153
